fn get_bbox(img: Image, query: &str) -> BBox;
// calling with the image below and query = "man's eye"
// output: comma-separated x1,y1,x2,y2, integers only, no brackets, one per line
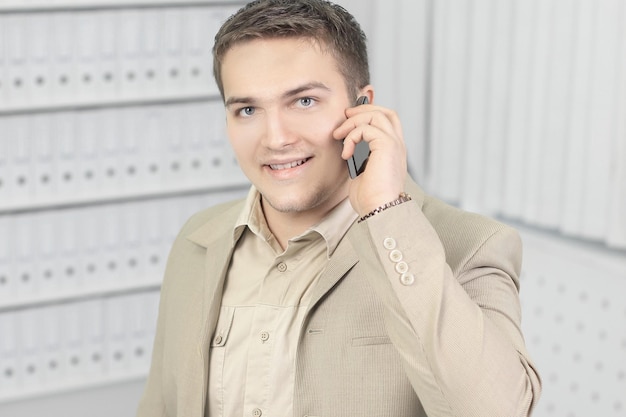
299,97,314,107
239,106,255,116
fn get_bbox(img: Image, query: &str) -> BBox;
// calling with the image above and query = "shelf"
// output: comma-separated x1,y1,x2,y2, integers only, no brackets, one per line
0,91,220,116
0,369,147,404
0,0,244,12
0,278,162,312
0,178,250,215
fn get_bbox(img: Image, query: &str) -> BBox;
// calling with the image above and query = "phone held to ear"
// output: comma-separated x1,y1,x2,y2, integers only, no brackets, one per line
347,96,370,179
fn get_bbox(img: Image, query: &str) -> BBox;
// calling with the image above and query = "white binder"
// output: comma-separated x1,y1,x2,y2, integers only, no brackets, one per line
99,108,124,195
58,207,83,292
0,15,9,108
40,304,65,385
0,312,19,393
0,118,9,207
27,13,53,107
182,7,216,95
0,215,14,303
140,8,162,97
33,210,60,296
82,299,105,378
118,9,143,98
17,308,43,389
75,11,100,102
14,213,37,300
161,104,186,187
120,201,144,282
31,113,57,203
161,8,184,95
79,205,104,289
127,292,149,371
140,200,164,280
104,295,130,373
53,111,79,200
97,10,121,101
61,301,87,382
76,109,101,195
7,115,34,207
50,12,76,104
3,15,28,109
101,204,123,286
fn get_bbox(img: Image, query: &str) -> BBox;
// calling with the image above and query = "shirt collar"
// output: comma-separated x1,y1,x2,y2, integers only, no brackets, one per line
233,186,358,258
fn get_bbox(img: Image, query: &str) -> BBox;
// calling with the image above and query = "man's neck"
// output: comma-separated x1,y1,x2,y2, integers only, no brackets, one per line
261,195,348,251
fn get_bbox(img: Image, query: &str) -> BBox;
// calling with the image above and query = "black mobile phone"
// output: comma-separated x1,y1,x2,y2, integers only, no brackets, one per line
347,96,370,179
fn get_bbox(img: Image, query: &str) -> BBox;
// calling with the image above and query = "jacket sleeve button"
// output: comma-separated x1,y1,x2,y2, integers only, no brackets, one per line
395,261,409,274
389,249,403,262
400,272,415,286
383,237,397,250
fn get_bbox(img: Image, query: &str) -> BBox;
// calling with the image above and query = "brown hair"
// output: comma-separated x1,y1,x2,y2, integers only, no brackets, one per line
212,0,370,100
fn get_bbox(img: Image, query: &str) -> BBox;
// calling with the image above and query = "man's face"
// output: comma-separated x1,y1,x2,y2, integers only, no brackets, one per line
221,37,353,220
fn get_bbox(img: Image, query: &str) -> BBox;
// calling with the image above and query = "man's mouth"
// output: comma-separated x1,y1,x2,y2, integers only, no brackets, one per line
268,158,310,170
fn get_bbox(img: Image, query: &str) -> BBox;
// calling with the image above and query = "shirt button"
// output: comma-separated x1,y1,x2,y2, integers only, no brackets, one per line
389,249,403,262
260,331,270,342
277,262,287,272
395,261,409,274
252,408,263,417
400,272,415,286
383,237,397,250
214,335,223,345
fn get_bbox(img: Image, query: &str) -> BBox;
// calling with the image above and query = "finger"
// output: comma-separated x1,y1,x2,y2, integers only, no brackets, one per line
334,109,400,145
345,105,403,139
342,123,399,161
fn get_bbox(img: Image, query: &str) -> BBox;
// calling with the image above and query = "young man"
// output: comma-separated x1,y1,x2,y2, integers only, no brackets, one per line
137,1,541,416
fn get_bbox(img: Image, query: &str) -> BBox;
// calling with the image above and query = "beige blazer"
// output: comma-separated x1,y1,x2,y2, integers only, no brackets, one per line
137,178,541,417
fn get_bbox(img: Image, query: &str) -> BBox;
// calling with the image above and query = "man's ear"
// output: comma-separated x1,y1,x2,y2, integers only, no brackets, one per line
359,85,374,104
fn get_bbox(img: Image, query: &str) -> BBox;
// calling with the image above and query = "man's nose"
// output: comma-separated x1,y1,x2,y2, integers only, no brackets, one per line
261,111,295,150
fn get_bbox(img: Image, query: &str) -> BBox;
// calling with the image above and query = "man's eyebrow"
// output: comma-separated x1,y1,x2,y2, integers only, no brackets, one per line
282,82,331,98
224,96,255,109
224,82,331,109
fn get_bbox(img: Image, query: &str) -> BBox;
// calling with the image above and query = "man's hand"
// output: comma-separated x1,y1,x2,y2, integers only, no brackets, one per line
333,102,408,217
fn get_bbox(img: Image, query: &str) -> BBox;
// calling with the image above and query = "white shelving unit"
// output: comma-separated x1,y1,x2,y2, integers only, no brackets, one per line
0,0,249,407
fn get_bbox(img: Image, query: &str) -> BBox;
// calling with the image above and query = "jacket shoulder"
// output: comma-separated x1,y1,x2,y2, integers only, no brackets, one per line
421,194,521,276
179,198,244,237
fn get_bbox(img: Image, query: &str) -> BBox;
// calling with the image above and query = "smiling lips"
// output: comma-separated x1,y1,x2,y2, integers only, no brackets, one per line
268,158,310,170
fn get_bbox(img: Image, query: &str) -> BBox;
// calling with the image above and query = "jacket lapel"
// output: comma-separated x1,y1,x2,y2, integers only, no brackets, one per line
184,203,244,416
307,226,360,311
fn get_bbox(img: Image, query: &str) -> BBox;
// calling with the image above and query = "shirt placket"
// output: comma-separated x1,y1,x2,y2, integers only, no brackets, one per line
242,257,291,417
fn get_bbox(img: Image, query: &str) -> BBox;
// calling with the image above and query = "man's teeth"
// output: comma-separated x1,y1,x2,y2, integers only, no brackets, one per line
270,159,307,170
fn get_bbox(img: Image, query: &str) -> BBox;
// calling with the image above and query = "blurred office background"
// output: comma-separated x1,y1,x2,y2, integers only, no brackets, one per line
0,0,624,416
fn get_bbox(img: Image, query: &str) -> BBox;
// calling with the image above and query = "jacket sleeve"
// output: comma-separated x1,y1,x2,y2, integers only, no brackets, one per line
350,199,541,417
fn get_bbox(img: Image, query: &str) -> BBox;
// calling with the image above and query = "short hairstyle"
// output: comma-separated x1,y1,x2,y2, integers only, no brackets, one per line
212,0,370,100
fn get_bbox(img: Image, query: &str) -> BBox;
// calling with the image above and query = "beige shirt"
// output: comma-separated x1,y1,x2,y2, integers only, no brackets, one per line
207,187,357,417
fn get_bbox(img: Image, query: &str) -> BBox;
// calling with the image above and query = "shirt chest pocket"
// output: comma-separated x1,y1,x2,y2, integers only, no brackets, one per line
208,306,235,417
211,306,235,348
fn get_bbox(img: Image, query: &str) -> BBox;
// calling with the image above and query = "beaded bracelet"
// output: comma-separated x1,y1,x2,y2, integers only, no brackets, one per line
357,192,412,223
